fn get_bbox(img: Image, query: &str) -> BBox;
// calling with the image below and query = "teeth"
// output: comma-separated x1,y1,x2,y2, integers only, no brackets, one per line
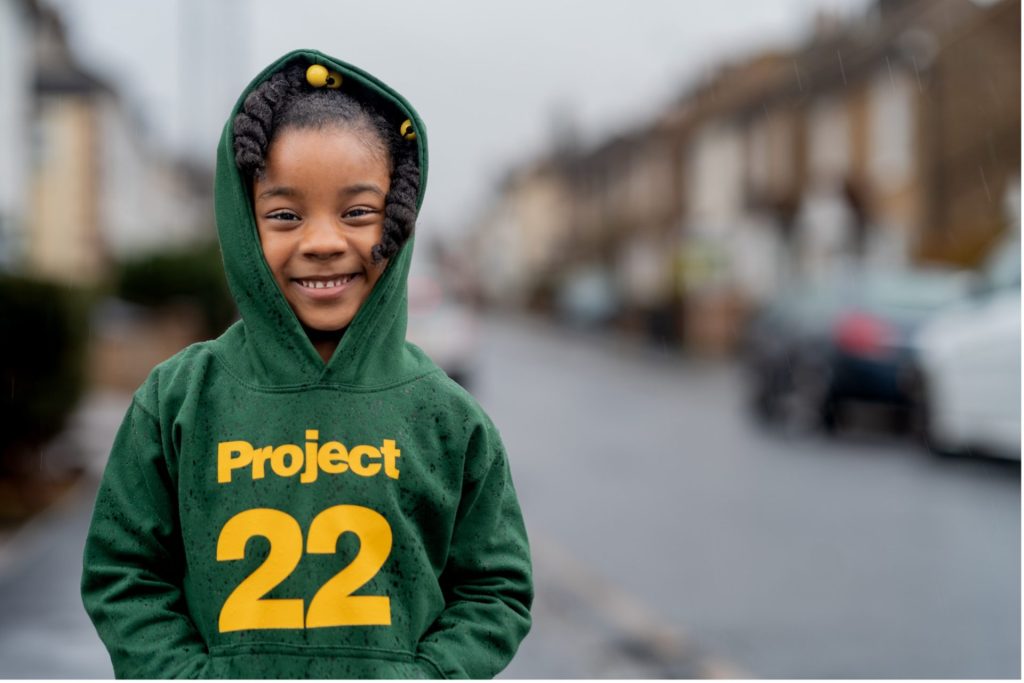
299,275,355,289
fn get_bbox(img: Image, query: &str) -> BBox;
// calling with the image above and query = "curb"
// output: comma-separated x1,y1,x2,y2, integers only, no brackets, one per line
530,534,749,678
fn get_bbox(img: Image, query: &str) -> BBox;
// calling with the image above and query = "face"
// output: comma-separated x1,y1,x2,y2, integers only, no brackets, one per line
254,126,391,334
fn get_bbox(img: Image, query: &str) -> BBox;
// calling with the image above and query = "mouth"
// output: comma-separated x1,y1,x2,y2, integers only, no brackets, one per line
294,274,359,289
291,273,362,298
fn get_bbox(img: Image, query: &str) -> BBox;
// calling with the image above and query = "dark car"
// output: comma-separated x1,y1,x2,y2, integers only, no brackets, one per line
742,266,970,432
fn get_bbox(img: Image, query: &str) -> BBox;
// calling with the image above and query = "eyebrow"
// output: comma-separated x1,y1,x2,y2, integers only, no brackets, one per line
256,186,300,200
256,183,386,201
338,183,386,198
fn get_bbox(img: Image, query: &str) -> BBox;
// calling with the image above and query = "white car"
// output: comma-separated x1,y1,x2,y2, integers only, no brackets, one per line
406,262,478,389
912,239,1021,460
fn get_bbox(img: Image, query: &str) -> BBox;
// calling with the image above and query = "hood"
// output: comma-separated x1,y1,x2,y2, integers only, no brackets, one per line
213,49,430,388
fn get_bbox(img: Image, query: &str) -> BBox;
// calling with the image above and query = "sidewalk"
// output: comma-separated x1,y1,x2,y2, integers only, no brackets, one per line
0,390,129,678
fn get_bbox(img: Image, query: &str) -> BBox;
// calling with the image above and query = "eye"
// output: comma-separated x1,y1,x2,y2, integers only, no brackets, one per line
267,210,300,221
344,207,377,220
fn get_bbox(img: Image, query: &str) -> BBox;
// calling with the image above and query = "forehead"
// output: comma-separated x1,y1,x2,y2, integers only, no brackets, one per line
261,126,390,184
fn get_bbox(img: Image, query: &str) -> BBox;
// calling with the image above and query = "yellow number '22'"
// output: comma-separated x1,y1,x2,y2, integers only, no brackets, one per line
216,505,393,632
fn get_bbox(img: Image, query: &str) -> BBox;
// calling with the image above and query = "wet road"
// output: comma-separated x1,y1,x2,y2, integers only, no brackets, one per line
479,315,1020,679
0,313,1018,678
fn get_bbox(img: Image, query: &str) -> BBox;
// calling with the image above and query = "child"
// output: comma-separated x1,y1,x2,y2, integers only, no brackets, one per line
81,49,533,679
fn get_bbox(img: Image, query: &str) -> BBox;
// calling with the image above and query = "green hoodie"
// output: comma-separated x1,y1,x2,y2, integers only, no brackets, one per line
81,49,532,679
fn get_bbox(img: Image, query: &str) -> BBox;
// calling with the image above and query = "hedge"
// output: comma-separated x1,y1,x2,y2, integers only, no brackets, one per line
115,241,236,338
0,275,89,470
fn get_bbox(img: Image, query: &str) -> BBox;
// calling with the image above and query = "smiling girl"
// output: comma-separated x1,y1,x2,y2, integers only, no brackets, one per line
81,51,533,679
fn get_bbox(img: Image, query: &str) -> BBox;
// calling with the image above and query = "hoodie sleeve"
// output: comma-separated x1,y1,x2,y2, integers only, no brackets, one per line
415,418,533,679
81,396,209,679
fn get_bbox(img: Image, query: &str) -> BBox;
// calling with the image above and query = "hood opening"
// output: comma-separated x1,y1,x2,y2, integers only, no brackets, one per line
212,49,431,388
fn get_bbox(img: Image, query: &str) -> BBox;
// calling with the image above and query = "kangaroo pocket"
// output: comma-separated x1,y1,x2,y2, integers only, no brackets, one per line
204,647,444,679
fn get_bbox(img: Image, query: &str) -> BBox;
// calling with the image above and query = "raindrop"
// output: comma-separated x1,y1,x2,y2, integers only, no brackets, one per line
979,166,993,203
837,50,847,85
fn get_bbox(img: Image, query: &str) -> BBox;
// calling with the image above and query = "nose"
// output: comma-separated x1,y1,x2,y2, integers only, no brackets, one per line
300,215,347,260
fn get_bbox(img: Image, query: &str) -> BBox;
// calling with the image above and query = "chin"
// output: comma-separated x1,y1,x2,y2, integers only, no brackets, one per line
308,322,352,334
299,315,354,334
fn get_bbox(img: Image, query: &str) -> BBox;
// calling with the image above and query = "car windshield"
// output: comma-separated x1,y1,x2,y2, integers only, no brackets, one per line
860,271,968,315
760,280,844,328
981,239,1021,292
768,268,968,325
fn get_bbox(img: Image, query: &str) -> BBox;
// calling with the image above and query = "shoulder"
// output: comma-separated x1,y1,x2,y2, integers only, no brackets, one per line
133,338,220,417
407,366,490,421
402,369,507,464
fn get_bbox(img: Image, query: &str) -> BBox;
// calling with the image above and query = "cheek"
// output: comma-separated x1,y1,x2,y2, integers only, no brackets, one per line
366,254,391,292
367,261,385,285
357,227,386,264
258,232,291,278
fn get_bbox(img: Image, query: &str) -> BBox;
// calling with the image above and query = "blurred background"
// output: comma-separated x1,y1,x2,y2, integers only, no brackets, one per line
0,0,1019,678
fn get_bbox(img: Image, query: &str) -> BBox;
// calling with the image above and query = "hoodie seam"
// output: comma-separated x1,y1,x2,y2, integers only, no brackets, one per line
131,394,160,422
208,643,417,659
210,350,444,393
414,652,449,679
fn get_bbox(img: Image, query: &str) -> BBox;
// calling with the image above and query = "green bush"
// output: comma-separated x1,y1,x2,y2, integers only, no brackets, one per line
116,241,236,337
0,276,89,470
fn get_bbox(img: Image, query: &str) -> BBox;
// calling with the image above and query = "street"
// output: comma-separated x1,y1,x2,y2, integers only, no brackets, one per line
0,313,1018,678
481,314,1020,678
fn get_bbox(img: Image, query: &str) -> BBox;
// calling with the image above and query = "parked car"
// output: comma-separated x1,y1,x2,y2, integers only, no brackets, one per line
743,265,971,432
909,238,1021,459
556,267,619,328
406,261,479,390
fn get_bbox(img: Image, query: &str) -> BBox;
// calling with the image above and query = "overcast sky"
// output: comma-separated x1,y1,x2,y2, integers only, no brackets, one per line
50,0,874,240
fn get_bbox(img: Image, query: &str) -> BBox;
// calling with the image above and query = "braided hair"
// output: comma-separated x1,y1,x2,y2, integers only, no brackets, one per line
232,62,420,263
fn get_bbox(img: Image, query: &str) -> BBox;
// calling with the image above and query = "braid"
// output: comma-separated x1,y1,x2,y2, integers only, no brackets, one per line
374,144,420,263
232,65,305,179
232,59,420,260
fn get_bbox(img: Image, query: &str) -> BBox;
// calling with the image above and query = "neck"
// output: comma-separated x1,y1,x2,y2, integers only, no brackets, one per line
304,326,345,365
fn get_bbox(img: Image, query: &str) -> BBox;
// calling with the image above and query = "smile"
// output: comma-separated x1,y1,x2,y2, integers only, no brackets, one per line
291,274,361,299
296,274,358,289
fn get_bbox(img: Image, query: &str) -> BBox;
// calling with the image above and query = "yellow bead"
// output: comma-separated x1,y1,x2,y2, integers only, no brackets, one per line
325,70,343,89
306,64,329,87
400,119,416,141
